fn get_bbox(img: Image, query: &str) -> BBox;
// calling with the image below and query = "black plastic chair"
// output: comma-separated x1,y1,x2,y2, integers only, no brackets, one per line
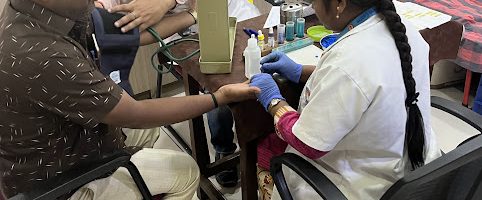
8,150,153,200
271,96,482,200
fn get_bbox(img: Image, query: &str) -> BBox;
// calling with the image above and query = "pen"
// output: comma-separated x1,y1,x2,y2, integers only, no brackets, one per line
243,28,258,37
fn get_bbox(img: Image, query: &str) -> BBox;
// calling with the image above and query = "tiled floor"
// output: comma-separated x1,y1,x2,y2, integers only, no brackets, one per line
151,83,480,200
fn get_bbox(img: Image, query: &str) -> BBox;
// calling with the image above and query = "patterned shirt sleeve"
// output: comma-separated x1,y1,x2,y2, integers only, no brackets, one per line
20,46,123,129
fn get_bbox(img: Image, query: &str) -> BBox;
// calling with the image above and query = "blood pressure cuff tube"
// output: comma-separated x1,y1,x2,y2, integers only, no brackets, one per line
91,8,140,95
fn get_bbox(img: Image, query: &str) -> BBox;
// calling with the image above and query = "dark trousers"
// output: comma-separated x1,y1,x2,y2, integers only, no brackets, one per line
207,105,237,154
474,78,482,115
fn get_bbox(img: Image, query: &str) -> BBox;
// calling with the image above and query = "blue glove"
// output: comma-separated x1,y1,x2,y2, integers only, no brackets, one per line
249,73,285,111
260,51,303,83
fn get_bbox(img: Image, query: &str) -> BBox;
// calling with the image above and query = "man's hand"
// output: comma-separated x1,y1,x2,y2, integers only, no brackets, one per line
214,81,261,106
109,0,176,32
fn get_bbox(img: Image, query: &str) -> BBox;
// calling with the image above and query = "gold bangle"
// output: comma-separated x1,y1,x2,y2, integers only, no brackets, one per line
274,106,296,122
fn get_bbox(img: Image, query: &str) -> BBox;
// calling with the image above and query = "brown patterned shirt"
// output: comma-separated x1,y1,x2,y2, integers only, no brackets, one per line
0,0,127,197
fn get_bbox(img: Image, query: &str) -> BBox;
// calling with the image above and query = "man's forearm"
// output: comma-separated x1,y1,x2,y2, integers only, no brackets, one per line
140,12,195,45
125,94,220,129
299,65,316,83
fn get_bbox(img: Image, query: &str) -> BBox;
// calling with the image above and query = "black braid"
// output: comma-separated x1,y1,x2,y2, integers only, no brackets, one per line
324,0,426,170
375,0,425,170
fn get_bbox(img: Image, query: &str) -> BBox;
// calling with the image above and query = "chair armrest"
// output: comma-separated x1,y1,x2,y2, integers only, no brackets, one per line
431,96,482,132
270,153,347,200
23,150,132,200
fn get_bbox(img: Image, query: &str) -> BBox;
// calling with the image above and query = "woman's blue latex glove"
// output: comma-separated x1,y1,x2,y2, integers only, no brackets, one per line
260,51,303,83
249,73,286,111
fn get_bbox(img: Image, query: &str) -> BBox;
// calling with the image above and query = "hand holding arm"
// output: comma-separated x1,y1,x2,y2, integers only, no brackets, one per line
109,0,176,32
103,81,260,129
249,73,286,111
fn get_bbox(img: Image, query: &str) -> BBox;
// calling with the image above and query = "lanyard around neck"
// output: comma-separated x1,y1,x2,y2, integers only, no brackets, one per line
337,7,378,39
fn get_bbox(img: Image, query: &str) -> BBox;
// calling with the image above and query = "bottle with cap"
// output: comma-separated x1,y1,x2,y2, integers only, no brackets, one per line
257,30,265,51
268,27,275,48
244,34,262,78
278,24,286,44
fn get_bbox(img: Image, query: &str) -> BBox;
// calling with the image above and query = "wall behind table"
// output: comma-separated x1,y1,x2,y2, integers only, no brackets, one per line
129,43,177,97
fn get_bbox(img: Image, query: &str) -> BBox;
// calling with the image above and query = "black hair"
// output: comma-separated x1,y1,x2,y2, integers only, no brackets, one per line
323,0,426,170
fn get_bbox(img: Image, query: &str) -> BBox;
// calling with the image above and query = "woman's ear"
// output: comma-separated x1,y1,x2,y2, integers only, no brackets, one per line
337,0,348,15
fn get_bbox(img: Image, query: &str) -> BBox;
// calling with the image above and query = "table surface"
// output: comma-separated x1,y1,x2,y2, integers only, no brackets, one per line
171,14,319,143
172,14,320,92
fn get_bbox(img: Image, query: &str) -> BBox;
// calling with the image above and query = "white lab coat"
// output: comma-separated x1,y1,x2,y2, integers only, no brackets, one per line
273,15,441,200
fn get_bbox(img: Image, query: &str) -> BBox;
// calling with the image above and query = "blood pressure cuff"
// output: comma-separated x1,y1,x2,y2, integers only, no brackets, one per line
91,8,140,95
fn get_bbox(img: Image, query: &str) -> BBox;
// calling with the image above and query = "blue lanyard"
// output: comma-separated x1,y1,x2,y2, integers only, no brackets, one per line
337,7,378,39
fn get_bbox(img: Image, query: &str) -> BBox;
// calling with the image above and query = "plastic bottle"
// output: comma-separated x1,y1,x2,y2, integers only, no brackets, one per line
257,30,265,50
277,24,286,44
244,34,262,79
286,21,295,41
268,27,275,47
296,18,305,38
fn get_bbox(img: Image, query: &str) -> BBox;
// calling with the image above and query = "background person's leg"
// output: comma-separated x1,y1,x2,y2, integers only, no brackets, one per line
69,149,199,200
207,105,239,187
473,78,482,115
208,106,237,154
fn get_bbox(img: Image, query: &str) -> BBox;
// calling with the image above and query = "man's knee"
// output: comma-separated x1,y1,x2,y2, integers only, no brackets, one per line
177,153,200,189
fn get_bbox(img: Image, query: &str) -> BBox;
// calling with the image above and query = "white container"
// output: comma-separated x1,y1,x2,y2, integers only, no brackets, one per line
268,27,275,47
244,35,262,79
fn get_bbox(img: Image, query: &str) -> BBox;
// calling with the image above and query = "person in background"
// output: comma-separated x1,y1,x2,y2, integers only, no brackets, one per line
0,0,260,199
249,0,441,199
473,78,482,115
204,0,261,188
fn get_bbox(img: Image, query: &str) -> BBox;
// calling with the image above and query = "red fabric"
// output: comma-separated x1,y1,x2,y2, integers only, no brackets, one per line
257,112,328,170
277,112,328,160
257,133,288,170
408,0,482,72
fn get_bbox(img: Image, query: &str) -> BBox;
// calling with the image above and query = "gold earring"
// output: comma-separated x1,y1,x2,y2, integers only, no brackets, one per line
336,6,340,19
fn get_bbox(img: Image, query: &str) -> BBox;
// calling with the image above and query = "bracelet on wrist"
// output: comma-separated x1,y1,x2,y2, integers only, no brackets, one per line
209,93,218,108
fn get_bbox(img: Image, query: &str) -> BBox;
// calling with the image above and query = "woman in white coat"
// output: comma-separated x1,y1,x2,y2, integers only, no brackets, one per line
250,0,441,199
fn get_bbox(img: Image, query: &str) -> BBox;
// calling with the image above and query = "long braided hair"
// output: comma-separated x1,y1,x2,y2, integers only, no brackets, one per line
324,0,426,170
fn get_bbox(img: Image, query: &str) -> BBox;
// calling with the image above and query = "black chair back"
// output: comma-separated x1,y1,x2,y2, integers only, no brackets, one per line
381,135,482,200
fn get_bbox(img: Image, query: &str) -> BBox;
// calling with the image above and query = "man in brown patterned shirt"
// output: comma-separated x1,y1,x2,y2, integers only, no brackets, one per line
0,0,259,199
